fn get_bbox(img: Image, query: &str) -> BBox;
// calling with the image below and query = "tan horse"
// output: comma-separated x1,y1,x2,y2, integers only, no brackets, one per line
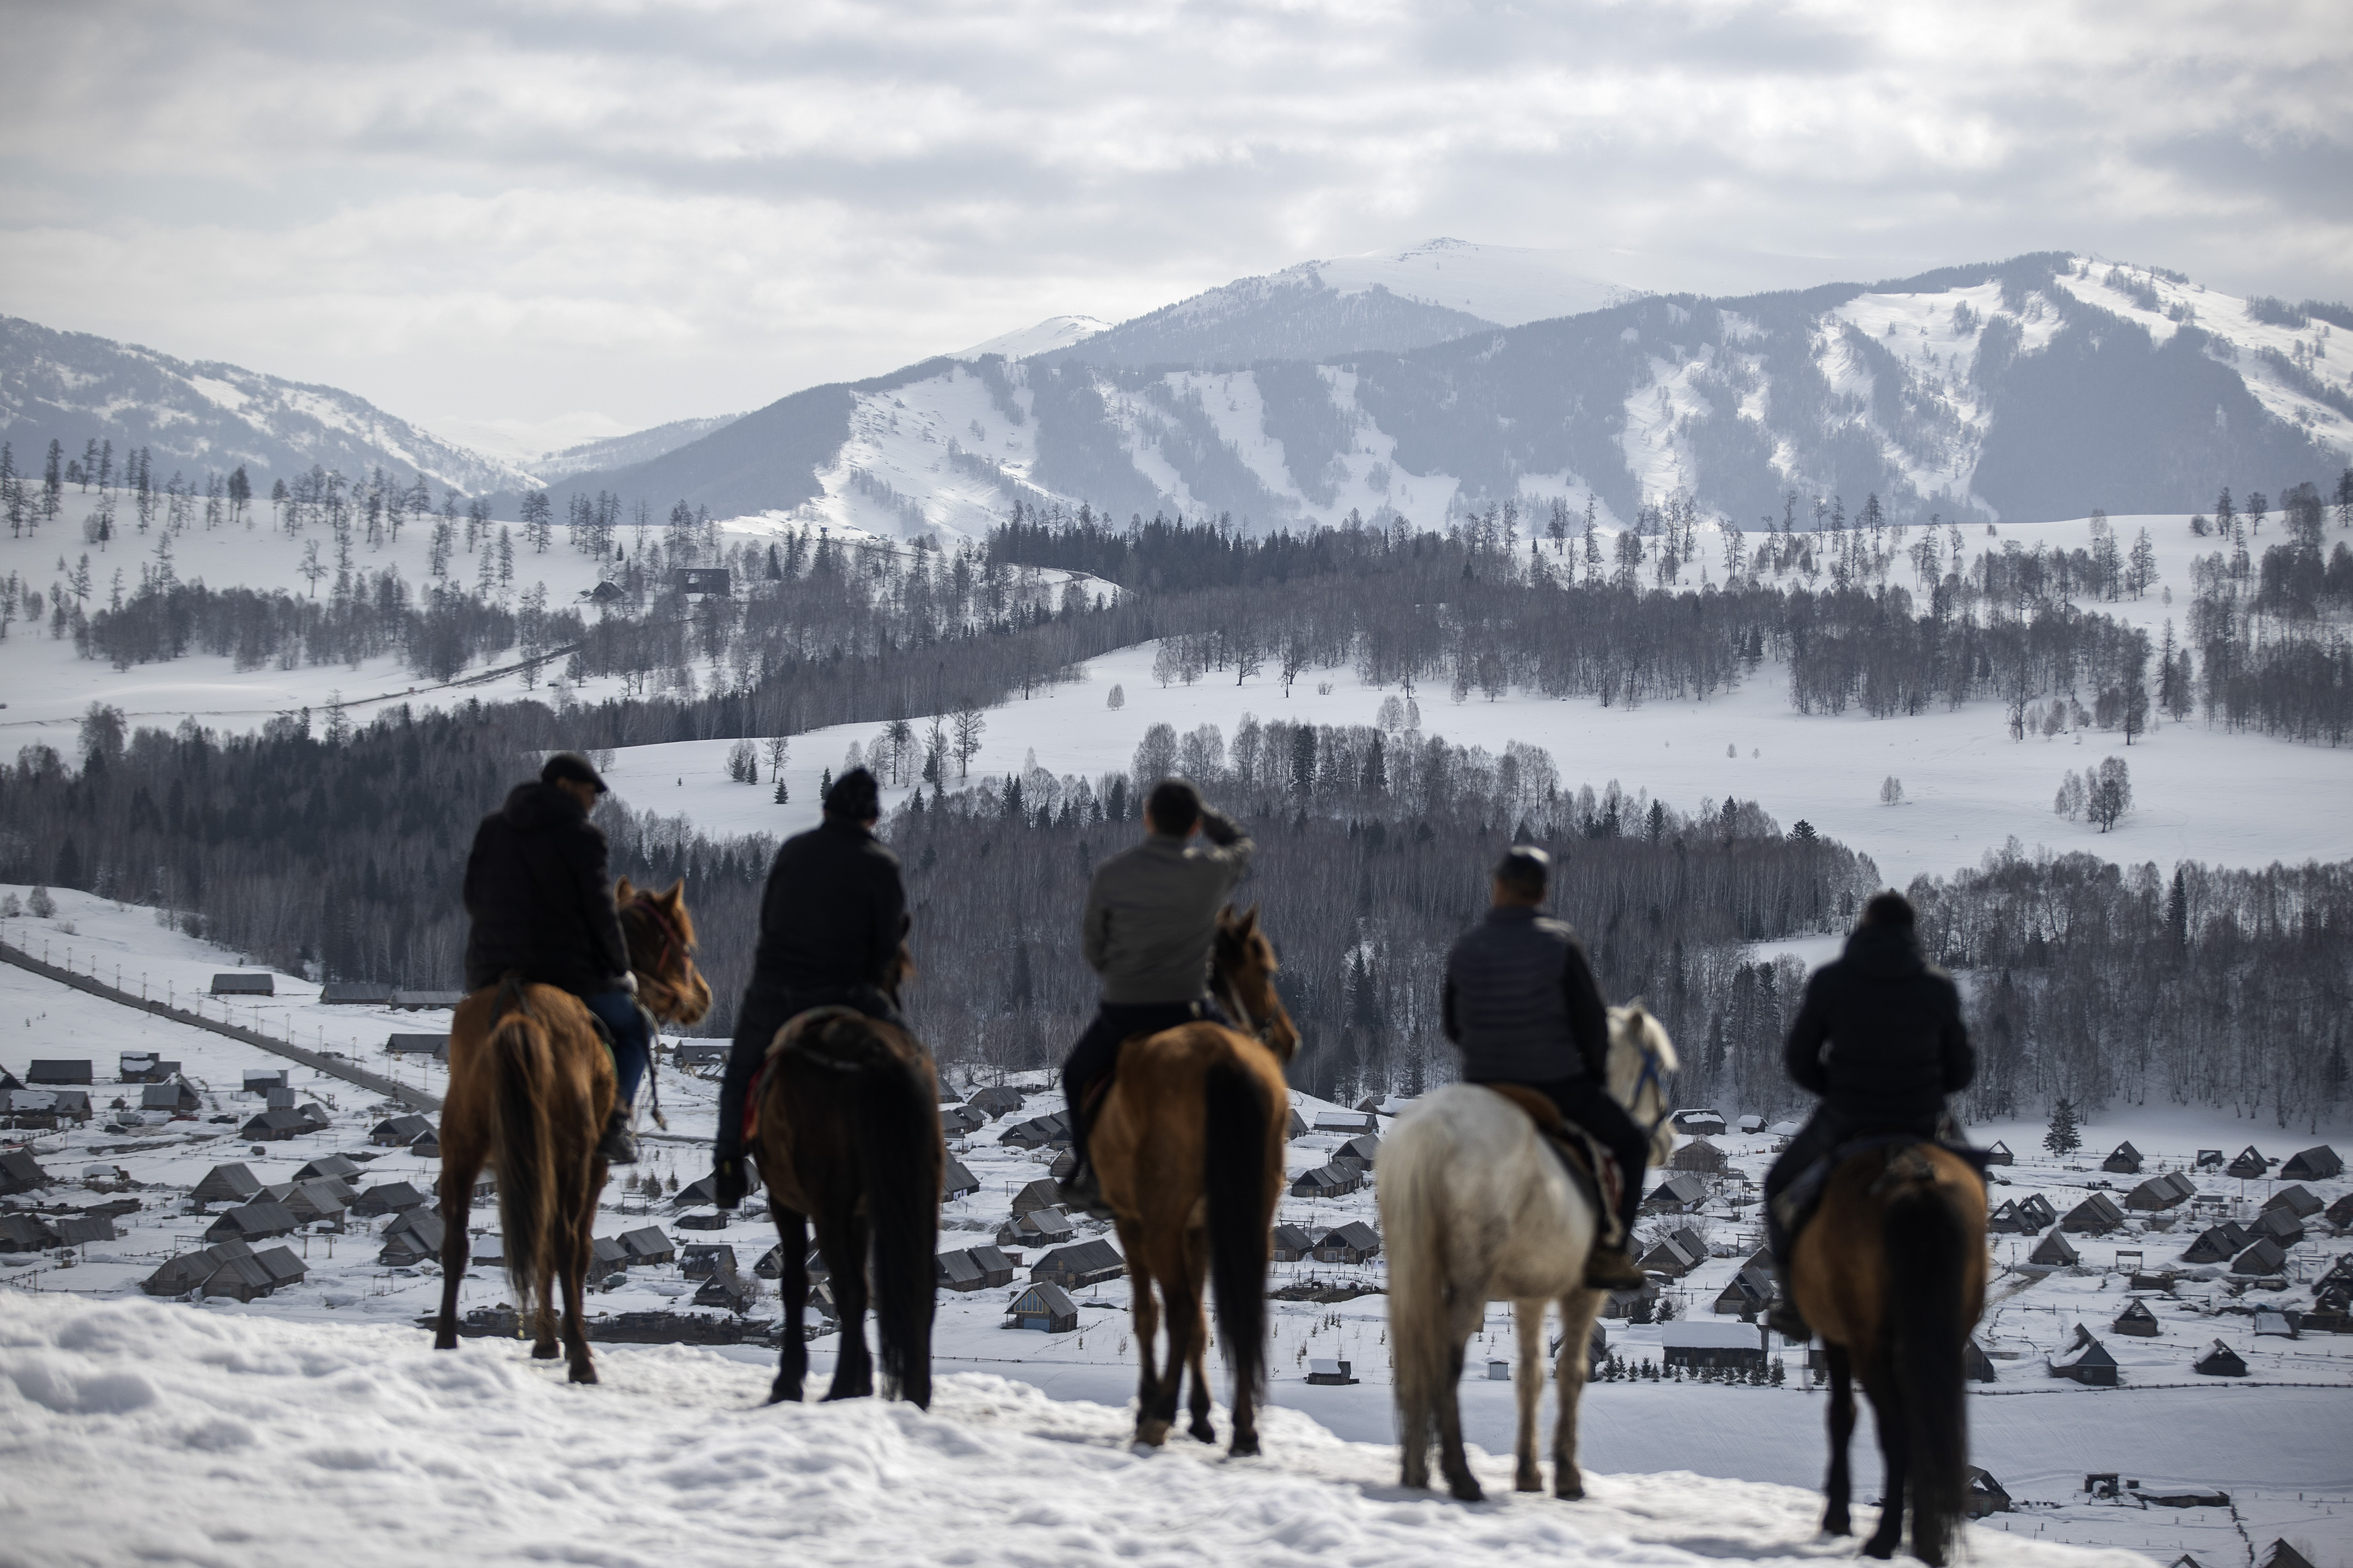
1792,1143,1988,1565
1090,905,1300,1456
433,878,712,1383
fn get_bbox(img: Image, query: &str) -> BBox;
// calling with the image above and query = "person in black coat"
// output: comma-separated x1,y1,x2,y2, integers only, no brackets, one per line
1441,845,1649,1290
462,751,650,1162
1763,890,1975,1337
711,767,907,1206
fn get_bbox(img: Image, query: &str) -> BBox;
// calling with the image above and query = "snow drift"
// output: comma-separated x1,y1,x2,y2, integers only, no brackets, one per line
0,1294,2151,1568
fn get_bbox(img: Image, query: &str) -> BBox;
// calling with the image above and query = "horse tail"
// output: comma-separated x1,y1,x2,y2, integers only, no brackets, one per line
852,1024,941,1407
1377,1117,1453,1483
1884,1175,1970,1562
489,989,558,1315
1203,1053,1271,1405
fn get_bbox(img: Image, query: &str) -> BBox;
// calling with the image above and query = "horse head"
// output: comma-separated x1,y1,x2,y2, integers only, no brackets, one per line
1213,904,1298,1063
616,877,713,1026
1606,1000,1680,1167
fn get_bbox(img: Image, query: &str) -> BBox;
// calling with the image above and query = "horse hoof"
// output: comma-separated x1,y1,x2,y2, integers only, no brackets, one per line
568,1365,598,1385
1823,1514,1851,1538
1136,1417,1171,1447
1449,1477,1486,1503
432,1333,457,1352
1228,1436,1260,1458
531,1343,560,1360
1555,1483,1586,1502
1515,1469,1543,1493
1189,1418,1217,1444
1861,1537,1897,1560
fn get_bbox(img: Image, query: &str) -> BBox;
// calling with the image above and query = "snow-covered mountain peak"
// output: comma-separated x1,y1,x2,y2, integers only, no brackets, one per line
953,315,1111,362
1306,237,1640,327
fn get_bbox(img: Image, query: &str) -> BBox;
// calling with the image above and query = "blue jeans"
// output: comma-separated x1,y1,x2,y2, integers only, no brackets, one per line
583,990,651,1109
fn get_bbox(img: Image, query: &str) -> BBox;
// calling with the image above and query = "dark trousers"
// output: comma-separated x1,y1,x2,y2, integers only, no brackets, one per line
1762,1105,1944,1264
582,990,652,1110
1474,1073,1648,1239
1062,998,1228,1174
715,981,904,1163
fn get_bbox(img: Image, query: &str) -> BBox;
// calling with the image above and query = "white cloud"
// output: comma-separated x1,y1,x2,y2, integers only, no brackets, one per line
0,0,2344,431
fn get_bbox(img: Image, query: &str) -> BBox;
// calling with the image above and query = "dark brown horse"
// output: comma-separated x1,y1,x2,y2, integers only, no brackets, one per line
753,964,942,1407
1090,905,1299,1455
434,878,712,1383
1791,1143,1988,1565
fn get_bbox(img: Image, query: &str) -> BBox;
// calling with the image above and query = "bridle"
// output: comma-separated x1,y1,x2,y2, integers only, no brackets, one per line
622,897,699,1020
1213,935,1283,1051
1626,1032,1674,1142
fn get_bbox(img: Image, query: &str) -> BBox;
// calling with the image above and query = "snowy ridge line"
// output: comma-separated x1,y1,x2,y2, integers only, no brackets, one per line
0,937,439,1113
1962,1381,2352,1396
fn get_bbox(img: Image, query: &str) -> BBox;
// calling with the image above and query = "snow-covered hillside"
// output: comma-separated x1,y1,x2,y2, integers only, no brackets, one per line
1311,237,1639,327
0,315,530,495
953,315,1111,360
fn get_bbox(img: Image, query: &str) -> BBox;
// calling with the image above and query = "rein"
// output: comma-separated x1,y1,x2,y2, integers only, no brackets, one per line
1626,1040,1673,1140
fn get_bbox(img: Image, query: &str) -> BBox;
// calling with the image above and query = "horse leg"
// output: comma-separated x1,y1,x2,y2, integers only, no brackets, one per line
1822,1343,1856,1537
820,1206,874,1401
432,1147,479,1351
1551,1289,1604,1500
1183,1226,1218,1446
770,1204,809,1404
1138,1241,1195,1446
1435,1328,1484,1503
559,1168,598,1385
1120,1220,1162,1437
1860,1357,1909,1560
1511,1299,1544,1491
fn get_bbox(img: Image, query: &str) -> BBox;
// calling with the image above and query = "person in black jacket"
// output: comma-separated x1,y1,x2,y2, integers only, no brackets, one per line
462,751,649,1163
1763,890,1975,1338
711,767,906,1206
1443,845,1648,1290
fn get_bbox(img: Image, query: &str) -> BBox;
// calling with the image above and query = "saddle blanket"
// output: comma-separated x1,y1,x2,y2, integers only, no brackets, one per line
1773,1134,1995,1243
1478,1084,1626,1247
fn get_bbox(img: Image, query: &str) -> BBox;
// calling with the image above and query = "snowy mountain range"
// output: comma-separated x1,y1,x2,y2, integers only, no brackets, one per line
530,251,2353,539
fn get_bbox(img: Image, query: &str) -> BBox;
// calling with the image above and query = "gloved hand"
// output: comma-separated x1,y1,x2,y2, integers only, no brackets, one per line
713,1156,750,1210
620,970,639,995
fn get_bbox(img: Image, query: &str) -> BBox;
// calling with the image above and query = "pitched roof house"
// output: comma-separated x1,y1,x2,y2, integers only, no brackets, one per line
1005,1282,1078,1333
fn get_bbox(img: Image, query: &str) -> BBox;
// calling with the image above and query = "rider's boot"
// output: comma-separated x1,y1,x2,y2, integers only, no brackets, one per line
1583,1242,1646,1292
595,1106,638,1165
1055,1159,1116,1222
1766,1264,1812,1341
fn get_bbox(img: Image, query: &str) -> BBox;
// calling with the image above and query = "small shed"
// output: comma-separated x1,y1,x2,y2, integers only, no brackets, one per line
205,1199,298,1245
680,1243,738,1281
2260,1542,2317,1568
1286,1107,1310,1138
940,1105,986,1137
279,1180,348,1230
2126,1172,2197,1212
591,1237,631,1274
1312,1221,1382,1265
2102,1141,2143,1174
1671,1109,1728,1137
2251,1208,2305,1246
144,1241,251,1296
2327,1194,2353,1233
1271,1223,1314,1262
694,1266,757,1313
200,1245,307,1301
1305,1358,1359,1385
321,982,394,1004
1983,1140,2014,1165
1010,1177,1064,1217
1005,1281,1078,1333
28,1059,93,1085
1638,1227,1709,1278
2225,1146,2270,1179
2027,1230,2080,1268
967,1086,1025,1118
240,1108,312,1142
1737,1114,1765,1134
1662,1321,1766,1372
1713,1266,1773,1317
1963,1339,1999,1383
2194,1149,2225,1169
2192,1339,2248,1377
2264,1185,2322,1219
965,1245,1014,1288
2183,1221,2253,1264
1987,1199,2037,1234
378,1212,448,1266
619,1226,676,1265
5,1149,58,1192
1669,1139,1730,1175
189,1162,263,1206
1031,1237,1125,1288
385,1034,449,1059
1643,1172,1709,1214
2280,1146,2342,1182
211,973,275,997
998,1113,1069,1150
389,991,465,1010
673,1042,726,1069
370,1114,434,1147
2228,1237,2287,1278
942,1157,981,1200
2062,1192,2128,1234
1600,1278,1661,1320
936,1250,988,1292
1313,1110,1378,1135
1290,1162,1363,1198
1001,1208,1074,1247
294,1155,362,1182
116,1052,164,1081
1331,1133,1382,1171
672,567,731,595
2020,1192,2060,1227
50,1212,116,1246
2050,1326,2120,1386
2113,1298,2163,1337
1965,1467,2013,1518
141,1080,202,1115
351,1181,427,1217
0,1214,61,1252
2252,1309,2298,1339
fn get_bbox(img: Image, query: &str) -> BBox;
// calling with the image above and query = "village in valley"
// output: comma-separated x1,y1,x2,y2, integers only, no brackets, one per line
4,885,2348,1566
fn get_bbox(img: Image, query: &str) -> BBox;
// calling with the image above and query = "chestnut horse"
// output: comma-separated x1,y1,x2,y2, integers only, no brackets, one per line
1792,1143,1988,1565
754,989,942,1408
1090,905,1299,1456
433,878,713,1383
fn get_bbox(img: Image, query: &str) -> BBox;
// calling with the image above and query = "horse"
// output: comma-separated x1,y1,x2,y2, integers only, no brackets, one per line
754,963,942,1408
1379,1005,1678,1501
1089,905,1300,1456
1792,1141,1987,1565
432,878,713,1383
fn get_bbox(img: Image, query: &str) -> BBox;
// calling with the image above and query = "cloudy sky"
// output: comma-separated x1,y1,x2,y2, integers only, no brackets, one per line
1,0,2344,450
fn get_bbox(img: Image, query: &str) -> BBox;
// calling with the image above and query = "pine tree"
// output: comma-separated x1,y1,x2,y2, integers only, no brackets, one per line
2044,1097,2081,1157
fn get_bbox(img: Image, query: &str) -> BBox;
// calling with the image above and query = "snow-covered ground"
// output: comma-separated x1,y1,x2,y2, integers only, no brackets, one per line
6,888,2352,1565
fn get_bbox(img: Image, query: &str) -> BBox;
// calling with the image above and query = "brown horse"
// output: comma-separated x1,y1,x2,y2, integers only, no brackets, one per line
1090,905,1299,1456
754,983,943,1407
1792,1143,1989,1565
433,878,712,1383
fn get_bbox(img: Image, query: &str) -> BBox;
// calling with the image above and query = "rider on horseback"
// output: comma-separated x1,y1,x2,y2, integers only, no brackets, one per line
461,751,651,1165
1763,891,1975,1340
710,766,907,1208
1055,777,1253,1219
1443,845,1649,1291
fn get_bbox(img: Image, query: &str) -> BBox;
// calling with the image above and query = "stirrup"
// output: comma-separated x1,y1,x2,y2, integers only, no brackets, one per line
595,1109,638,1165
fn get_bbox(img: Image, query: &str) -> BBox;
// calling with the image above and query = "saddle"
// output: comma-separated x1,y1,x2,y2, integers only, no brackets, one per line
742,1005,878,1142
1771,1132,1995,1243
1480,1085,1628,1249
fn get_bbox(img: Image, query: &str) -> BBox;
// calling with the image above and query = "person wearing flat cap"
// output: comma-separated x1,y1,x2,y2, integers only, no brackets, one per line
461,751,653,1162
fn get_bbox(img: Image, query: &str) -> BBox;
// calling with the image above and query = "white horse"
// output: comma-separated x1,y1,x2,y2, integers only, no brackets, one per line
1378,1005,1679,1501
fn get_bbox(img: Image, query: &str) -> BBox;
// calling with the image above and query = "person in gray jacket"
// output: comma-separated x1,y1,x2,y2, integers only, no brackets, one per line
1055,777,1254,1216
1443,845,1648,1289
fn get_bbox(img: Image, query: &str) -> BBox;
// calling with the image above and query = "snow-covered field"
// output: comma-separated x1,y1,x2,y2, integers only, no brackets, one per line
6,888,2352,1565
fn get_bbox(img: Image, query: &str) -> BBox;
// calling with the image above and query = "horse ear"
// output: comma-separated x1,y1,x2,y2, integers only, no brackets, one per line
1239,904,1261,936
614,876,636,905
663,879,686,907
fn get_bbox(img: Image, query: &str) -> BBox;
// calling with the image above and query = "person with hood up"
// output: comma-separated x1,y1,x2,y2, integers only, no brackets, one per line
462,751,651,1163
1763,890,1975,1339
